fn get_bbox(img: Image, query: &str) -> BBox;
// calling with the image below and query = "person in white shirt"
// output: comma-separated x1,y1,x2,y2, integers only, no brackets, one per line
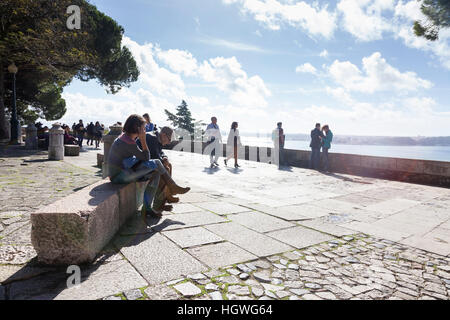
224,122,242,168
205,117,222,168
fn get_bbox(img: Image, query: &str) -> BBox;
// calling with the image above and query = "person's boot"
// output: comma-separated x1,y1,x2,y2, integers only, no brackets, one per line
164,186,180,203
161,172,190,195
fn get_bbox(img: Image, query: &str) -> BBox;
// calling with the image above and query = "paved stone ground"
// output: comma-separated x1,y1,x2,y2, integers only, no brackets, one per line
1,147,449,300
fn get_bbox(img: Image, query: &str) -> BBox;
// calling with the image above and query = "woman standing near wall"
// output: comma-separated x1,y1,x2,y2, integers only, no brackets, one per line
321,124,333,173
224,122,242,168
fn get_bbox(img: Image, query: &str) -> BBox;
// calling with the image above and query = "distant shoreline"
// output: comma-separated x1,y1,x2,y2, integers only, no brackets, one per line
236,133,450,147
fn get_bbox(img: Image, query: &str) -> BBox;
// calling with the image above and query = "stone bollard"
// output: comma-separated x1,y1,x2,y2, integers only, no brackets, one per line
48,123,64,160
0,115,11,144
102,123,123,178
25,123,38,150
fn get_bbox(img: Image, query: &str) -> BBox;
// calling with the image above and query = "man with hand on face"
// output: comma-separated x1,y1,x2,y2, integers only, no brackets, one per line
137,126,179,212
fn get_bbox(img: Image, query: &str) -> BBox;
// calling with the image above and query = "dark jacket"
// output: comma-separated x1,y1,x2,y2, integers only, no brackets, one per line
310,128,324,149
137,132,166,162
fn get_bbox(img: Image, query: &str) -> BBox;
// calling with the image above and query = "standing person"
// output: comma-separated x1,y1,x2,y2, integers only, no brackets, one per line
143,113,155,133
86,122,95,146
272,122,286,167
93,121,104,149
205,117,222,169
224,122,242,168
74,120,86,147
309,123,324,170
321,125,333,173
108,114,190,218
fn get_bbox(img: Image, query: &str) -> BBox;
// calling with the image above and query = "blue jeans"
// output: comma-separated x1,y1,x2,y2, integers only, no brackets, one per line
111,160,166,211
77,134,84,147
322,148,329,172
310,148,321,170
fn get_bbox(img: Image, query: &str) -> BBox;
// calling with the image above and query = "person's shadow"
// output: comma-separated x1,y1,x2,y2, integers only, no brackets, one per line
226,167,243,174
202,166,221,175
278,165,293,172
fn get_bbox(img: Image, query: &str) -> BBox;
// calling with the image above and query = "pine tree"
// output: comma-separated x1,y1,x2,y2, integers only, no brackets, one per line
165,100,196,135
414,0,450,41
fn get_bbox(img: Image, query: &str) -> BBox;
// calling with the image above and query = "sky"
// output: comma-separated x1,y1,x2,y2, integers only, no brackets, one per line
51,0,450,137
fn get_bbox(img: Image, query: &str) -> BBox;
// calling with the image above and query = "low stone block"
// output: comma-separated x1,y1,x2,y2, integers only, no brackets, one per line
31,178,150,265
64,145,80,157
97,153,104,167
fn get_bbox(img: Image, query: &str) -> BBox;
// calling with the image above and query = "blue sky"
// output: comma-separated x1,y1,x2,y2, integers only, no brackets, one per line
56,0,450,136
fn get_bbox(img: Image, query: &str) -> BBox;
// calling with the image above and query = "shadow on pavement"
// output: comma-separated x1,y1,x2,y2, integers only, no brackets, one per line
324,172,373,184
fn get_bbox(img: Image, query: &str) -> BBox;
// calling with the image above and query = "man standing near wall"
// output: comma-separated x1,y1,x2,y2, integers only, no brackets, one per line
310,123,324,170
272,122,285,167
205,117,222,169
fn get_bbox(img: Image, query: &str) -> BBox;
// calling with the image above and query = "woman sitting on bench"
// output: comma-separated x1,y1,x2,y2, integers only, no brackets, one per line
107,114,190,217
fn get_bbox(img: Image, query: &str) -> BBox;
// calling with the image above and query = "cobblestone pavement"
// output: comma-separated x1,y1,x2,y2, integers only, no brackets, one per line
0,145,102,274
1,147,449,300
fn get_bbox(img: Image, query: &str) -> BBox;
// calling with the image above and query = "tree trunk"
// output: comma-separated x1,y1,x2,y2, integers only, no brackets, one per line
0,66,6,139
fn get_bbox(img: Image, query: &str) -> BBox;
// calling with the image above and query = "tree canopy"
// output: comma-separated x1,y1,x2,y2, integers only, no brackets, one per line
0,0,140,138
165,100,205,140
414,0,450,41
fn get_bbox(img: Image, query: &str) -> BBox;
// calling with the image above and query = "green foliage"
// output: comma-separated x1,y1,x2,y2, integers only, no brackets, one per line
165,100,206,140
165,100,195,134
414,0,450,41
0,0,139,137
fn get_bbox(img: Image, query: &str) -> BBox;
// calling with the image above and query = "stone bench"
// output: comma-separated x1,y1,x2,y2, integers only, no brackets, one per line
31,179,149,265
64,144,80,156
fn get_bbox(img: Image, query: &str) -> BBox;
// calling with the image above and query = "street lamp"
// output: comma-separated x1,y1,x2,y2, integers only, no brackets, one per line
8,63,21,144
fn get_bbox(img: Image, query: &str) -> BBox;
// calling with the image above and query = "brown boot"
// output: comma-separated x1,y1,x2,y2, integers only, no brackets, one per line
163,186,180,203
161,172,190,195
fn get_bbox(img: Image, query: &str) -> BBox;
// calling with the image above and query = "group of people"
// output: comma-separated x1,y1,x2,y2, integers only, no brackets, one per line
309,123,333,172
70,120,105,149
107,113,334,218
205,118,333,172
107,114,189,219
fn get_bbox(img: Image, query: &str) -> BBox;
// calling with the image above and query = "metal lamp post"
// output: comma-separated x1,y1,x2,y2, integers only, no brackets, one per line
8,63,21,145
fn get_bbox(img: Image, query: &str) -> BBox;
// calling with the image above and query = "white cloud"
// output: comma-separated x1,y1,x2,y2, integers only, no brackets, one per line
306,95,449,136
122,37,186,98
124,37,271,109
337,0,395,41
295,63,318,75
328,52,433,93
198,37,275,53
59,89,171,128
319,49,329,58
198,56,271,107
223,0,337,38
156,48,199,77
334,0,450,69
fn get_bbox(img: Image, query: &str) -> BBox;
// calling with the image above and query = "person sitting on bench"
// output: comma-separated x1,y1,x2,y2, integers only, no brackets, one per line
107,114,190,217
137,126,179,212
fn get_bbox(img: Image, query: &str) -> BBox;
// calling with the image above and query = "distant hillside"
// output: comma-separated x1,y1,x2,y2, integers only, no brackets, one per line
285,134,450,146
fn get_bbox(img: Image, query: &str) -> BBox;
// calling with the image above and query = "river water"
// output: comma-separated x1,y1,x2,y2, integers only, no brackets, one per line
236,136,450,162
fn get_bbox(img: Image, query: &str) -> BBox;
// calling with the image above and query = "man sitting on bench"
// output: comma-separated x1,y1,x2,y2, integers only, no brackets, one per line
137,126,178,212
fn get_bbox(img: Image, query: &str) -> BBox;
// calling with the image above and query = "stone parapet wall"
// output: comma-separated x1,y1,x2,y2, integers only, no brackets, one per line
166,141,450,188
